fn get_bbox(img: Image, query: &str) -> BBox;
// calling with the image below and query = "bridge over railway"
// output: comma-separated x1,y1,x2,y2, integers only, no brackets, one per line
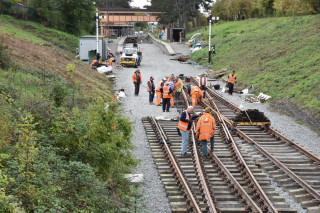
98,8,164,37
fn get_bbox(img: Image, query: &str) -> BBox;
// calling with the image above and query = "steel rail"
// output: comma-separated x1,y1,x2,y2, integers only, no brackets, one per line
181,88,217,213
200,97,278,213
206,142,262,213
148,116,202,212
204,92,320,203
190,127,217,213
235,127,320,202
265,127,320,165
191,76,320,165
202,89,320,204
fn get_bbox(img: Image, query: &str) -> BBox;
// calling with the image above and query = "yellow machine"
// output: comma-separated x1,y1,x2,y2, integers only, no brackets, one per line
119,45,142,67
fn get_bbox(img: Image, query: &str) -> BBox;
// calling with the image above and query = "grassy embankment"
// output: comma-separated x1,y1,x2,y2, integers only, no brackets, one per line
0,15,137,212
188,15,320,131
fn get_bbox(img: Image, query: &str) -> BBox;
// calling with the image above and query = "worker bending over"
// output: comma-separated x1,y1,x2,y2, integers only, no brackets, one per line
188,85,203,106
196,107,216,157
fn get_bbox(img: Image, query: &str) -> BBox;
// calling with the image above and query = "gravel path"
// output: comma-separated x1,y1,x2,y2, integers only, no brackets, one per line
112,40,204,212
111,38,319,212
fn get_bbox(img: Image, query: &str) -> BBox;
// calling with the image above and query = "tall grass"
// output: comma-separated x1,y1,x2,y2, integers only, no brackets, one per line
188,15,320,118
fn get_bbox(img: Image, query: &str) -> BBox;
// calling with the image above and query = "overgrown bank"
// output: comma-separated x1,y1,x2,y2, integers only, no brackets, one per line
189,15,320,132
0,15,137,212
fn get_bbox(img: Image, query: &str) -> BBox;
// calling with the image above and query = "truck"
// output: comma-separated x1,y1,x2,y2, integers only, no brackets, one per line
119,44,142,67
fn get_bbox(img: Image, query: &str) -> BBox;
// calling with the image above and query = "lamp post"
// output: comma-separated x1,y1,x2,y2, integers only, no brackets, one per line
93,2,99,56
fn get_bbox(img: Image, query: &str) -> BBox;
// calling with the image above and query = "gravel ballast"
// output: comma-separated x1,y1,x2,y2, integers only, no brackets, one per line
110,38,319,212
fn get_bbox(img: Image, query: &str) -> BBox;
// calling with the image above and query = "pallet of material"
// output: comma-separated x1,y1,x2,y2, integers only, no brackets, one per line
232,109,270,126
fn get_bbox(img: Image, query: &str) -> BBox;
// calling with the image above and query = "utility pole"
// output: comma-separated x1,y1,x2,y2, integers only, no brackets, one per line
207,14,219,64
208,16,212,64
96,7,99,55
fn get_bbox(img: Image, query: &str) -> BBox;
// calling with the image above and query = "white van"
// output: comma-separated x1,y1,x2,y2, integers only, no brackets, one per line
134,32,138,36
139,31,143,35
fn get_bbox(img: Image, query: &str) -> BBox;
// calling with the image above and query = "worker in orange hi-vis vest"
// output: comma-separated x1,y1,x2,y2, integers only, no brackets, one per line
155,78,166,106
147,76,155,104
108,57,114,66
196,107,216,157
188,85,203,106
132,69,142,96
227,70,237,95
160,82,173,112
174,76,183,100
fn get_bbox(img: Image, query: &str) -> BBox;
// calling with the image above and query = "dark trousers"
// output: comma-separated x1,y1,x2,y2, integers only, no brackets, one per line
134,83,140,95
227,83,234,95
200,86,207,98
174,91,181,100
149,91,155,103
162,98,170,112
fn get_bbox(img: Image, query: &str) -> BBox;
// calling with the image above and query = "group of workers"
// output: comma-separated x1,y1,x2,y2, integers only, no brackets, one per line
132,71,185,112
90,52,115,69
178,106,216,158
131,69,237,158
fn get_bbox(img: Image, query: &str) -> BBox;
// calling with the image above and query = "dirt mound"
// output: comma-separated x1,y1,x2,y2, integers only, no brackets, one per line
233,109,270,122
4,32,109,95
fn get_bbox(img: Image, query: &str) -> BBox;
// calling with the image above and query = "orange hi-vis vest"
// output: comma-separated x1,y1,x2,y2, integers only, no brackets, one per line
167,77,174,82
156,82,163,92
108,58,113,66
190,86,200,96
132,72,142,83
175,79,182,92
178,111,190,131
196,113,216,140
147,80,153,92
162,86,170,98
90,60,97,68
228,74,236,84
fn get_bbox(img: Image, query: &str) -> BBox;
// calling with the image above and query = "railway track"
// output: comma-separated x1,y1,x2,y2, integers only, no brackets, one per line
189,76,320,210
141,76,320,212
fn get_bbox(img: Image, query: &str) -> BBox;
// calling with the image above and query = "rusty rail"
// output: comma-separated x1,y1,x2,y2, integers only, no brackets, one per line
235,127,320,202
192,76,320,166
182,89,267,212
148,116,202,212
199,94,278,213
181,88,217,212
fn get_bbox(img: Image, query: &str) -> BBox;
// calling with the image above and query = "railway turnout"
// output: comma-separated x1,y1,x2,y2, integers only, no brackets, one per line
141,76,320,212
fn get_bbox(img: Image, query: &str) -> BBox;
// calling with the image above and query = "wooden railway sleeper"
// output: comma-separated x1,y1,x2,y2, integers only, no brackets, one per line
147,117,202,212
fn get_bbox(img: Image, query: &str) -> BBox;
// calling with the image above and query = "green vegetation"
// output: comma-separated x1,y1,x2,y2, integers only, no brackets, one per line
0,15,78,51
0,15,138,211
188,15,320,121
212,0,320,21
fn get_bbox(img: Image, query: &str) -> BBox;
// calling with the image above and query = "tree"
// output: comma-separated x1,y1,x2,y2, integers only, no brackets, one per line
97,0,131,8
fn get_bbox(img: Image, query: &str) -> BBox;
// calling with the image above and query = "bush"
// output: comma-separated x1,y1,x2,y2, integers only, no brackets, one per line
50,81,68,107
0,36,11,70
